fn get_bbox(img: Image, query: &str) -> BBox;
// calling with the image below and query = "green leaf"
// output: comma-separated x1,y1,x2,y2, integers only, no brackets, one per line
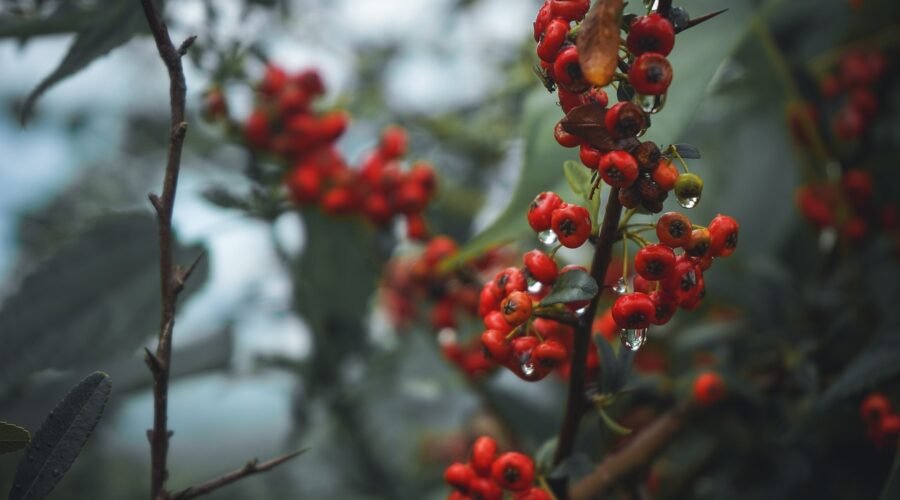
440,89,577,269
18,0,147,123
594,335,634,394
8,372,111,500
563,160,592,197
0,212,207,392
539,269,599,306
598,405,632,436
0,3,95,40
0,422,30,454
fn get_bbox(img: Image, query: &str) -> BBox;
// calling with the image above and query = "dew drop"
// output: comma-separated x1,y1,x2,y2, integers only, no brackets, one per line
538,229,558,246
676,193,700,209
612,277,627,295
575,305,589,316
521,361,536,376
633,93,666,114
437,327,457,347
620,328,648,351
528,281,544,294
819,227,837,252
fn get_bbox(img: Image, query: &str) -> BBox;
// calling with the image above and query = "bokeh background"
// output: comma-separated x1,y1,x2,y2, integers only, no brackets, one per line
0,0,899,499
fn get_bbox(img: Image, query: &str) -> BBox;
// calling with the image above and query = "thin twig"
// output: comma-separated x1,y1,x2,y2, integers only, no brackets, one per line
171,450,308,500
549,188,624,498
137,0,193,498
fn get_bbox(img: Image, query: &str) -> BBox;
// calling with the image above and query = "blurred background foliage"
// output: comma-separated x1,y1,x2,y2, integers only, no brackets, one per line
0,0,898,499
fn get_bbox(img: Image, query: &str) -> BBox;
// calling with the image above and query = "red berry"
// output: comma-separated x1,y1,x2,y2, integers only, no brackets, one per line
494,267,528,295
317,111,349,143
549,0,590,22
833,104,865,140
395,180,430,214
528,192,565,232
708,214,739,257
633,275,655,294
555,121,581,148
579,144,603,169
406,213,428,241
491,452,535,491
321,186,360,215
626,13,675,56
244,109,271,148
553,46,589,93
533,339,568,369
585,87,609,108
202,88,228,119
471,436,498,476
409,161,437,196
484,310,513,334
294,68,325,96
635,244,676,280
381,125,408,159
628,52,673,96
660,256,698,300
482,329,512,363
501,291,533,326
524,249,559,284
879,415,900,442
444,462,475,491
514,487,553,500
861,393,892,426
470,478,503,500
839,52,873,88
685,227,711,258
424,236,458,267
679,268,705,310
286,166,322,205
612,292,655,330
363,192,393,225
656,212,692,248
598,151,640,188
693,372,725,406
277,86,309,116
651,159,678,191
533,1,553,42
558,87,586,113
841,168,873,208
537,19,569,62
605,102,646,138
649,290,678,325
551,204,592,248
260,64,288,96
479,285,502,317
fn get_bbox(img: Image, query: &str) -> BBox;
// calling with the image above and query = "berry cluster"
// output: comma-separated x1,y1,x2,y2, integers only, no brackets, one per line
208,64,437,240
536,1,703,213
860,393,900,448
611,212,739,334
819,50,888,141
477,246,602,382
382,236,518,378
444,436,549,500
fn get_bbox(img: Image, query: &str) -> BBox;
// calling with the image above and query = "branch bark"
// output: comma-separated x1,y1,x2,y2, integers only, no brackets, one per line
549,188,623,497
170,450,307,500
570,402,691,500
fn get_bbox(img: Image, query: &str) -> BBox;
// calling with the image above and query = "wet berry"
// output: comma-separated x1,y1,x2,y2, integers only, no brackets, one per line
635,244,676,280
491,452,535,491
471,436,498,476
551,204,592,248
626,13,675,56
528,192,565,232
605,102,646,138
612,292,655,330
656,212,693,248
598,151,640,188
628,52,673,96
501,291,533,326
524,249,559,284
708,214,739,257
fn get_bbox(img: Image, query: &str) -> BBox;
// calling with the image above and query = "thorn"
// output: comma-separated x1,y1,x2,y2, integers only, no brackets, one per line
178,35,197,56
149,193,163,214
681,9,728,32
173,251,206,294
144,347,163,374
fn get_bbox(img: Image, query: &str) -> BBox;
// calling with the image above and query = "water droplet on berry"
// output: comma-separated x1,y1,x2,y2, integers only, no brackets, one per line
676,193,699,209
575,305,589,316
528,281,544,294
620,328,648,351
612,277,627,295
437,327,457,347
521,361,536,376
538,229,558,246
633,93,666,114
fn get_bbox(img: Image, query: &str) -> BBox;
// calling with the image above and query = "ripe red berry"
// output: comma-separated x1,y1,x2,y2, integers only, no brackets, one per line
395,180,430,215
649,290,678,325
660,256,698,300
533,339,568,369
656,212,693,248
693,372,725,406
514,487,553,500
294,68,325,96
558,87,586,113
685,227,711,258
491,452,535,491
494,267,528,296
471,436,498,476
524,250,559,284
551,204,592,248
470,477,503,500
585,87,609,108
380,125,408,159
861,393,892,426
482,329,512,363
679,268,705,310
537,19,569,62
363,192,393,225
260,64,288,96
579,144,603,169
555,122,581,148
533,1,553,42
626,13,675,56
605,102,646,138
633,274,655,294
321,186,360,215
277,86,309,116
635,244,676,280
409,161,437,196
406,212,428,241
444,462,475,491
549,0,590,22
286,167,322,205
628,52,673,96
598,151,640,188
651,159,678,191
484,310,513,334
528,192,565,232
612,292,655,330
708,214,739,257
554,46,589,93
501,291,533,326
879,415,900,442
479,285,501,317
244,109,271,148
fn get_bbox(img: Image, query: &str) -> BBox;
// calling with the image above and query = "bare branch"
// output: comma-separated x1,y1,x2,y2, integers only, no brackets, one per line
171,450,308,500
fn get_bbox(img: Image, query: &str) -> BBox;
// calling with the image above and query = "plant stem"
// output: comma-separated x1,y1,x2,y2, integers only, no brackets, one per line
549,188,624,497
138,1,193,498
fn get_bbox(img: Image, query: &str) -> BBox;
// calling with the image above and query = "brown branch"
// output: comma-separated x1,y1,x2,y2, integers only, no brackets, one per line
570,402,691,500
549,188,624,498
170,450,308,500
137,0,193,498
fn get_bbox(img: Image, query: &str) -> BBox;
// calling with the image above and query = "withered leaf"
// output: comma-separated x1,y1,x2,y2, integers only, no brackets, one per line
576,0,624,87
560,102,616,151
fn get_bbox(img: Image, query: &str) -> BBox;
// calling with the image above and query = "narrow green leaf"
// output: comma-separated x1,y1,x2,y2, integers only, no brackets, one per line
19,0,147,123
539,269,599,306
8,372,111,500
597,405,632,436
563,160,592,197
0,422,30,454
